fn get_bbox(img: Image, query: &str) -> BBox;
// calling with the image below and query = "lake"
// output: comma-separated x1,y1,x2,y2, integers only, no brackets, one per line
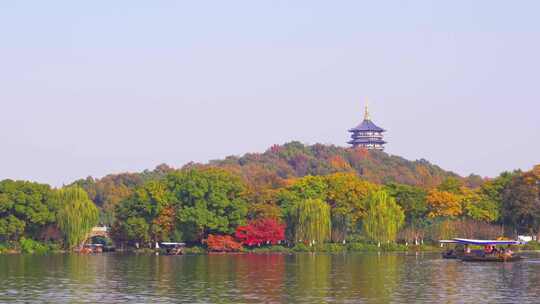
2,252,540,303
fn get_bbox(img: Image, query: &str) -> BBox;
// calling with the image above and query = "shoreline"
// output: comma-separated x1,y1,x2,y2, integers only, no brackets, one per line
4,242,539,255
1,243,444,255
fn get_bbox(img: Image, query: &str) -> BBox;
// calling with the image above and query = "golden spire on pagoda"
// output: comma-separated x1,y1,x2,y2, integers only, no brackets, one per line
364,102,370,120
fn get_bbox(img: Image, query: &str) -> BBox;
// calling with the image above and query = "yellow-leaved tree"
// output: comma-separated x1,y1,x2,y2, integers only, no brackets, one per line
426,189,462,218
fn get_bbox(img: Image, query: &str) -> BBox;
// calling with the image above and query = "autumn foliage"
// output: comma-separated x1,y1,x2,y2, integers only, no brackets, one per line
235,218,285,246
204,234,243,252
426,189,462,218
3,140,539,250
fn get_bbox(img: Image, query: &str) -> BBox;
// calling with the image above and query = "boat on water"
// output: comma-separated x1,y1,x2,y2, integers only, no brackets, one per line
79,244,104,254
441,238,524,262
460,254,522,262
439,240,463,259
160,242,186,255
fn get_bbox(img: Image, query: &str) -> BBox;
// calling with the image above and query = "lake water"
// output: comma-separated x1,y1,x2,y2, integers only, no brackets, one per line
2,252,540,303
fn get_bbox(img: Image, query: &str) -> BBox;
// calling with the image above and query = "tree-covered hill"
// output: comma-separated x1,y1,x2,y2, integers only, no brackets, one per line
3,141,538,251
71,141,466,225
205,141,462,188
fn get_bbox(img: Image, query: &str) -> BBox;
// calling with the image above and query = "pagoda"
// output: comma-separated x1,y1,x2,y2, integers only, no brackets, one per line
348,104,387,150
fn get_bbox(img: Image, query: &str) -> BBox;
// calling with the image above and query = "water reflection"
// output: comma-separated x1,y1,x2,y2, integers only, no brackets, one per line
2,252,540,303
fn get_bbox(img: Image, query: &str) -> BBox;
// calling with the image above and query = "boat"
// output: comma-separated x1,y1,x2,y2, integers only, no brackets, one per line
460,254,522,262
450,238,524,262
439,240,463,259
160,242,186,255
79,243,104,254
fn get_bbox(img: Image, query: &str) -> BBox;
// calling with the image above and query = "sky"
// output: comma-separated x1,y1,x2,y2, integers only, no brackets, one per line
1,1,539,186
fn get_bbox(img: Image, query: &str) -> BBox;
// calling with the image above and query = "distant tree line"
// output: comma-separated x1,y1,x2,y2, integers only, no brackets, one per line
1,142,539,251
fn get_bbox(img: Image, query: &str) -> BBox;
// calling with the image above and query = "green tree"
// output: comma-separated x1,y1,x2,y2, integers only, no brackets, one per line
56,186,99,249
0,215,26,241
502,166,540,235
276,175,329,241
289,198,331,244
475,171,517,223
362,190,405,243
385,183,427,244
0,179,57,239
168,168,248,241
326,173,379,242
278,174,379,242
385,183,427,226
123,217,150,245
276,175,328,212
437,177,464,194
112,180,174,245
463,188,499,222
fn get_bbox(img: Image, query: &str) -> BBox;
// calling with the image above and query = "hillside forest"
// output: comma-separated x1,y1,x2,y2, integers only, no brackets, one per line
1,142,539,252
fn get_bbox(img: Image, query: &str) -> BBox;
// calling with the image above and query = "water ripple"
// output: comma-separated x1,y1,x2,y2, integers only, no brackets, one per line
2,252,540,303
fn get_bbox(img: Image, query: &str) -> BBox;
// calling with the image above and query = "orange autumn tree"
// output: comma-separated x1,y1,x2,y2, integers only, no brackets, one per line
328,155,352,172
204,234,243,252
151,206,175,242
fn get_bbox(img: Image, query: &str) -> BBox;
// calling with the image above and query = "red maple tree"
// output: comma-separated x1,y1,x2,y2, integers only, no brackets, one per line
235,218,285,247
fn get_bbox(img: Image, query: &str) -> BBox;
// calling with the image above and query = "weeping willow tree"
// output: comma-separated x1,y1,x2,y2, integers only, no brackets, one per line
56,186,99,249
331,213,350,243
362,190,405,244
289,198,331,244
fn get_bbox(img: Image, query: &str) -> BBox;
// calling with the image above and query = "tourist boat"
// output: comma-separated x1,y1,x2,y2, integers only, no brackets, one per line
439,240,463,259
160,242,186,255
449,238,523,262
80,244,104,254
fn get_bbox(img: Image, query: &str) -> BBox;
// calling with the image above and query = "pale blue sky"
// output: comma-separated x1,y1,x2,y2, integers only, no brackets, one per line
1,1,539,186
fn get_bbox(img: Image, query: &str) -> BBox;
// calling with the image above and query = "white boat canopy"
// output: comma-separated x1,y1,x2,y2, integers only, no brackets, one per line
160,242,186,246
452,238,523,245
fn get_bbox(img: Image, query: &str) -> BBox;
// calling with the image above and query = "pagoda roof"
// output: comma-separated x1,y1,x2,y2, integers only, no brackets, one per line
349,119,385,132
